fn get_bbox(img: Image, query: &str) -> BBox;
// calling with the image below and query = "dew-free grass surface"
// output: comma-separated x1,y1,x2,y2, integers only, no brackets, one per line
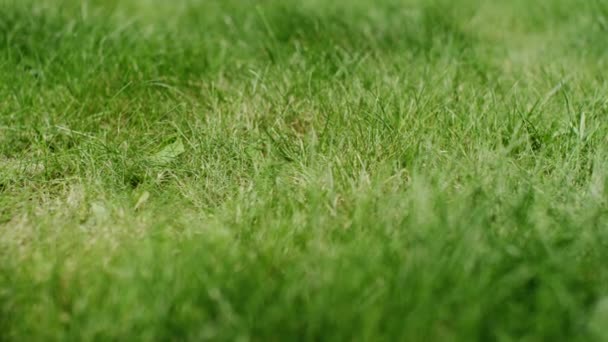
1,0,608,340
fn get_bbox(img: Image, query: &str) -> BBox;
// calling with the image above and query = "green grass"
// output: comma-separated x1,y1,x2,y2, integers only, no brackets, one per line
1,0,608,340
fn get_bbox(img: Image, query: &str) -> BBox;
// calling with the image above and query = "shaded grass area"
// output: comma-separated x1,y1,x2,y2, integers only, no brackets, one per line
1,0,608,340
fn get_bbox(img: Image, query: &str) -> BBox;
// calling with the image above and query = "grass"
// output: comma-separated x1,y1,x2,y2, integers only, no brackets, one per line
1,0,608,340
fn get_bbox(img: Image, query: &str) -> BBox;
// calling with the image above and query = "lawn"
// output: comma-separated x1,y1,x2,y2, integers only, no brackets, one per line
1,0,608,340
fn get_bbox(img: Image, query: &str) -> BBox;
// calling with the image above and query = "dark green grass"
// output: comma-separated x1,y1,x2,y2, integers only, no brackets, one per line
1,0,608,340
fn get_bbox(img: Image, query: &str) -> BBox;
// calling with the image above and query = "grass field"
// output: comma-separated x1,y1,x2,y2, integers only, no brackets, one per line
1,0,608,340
